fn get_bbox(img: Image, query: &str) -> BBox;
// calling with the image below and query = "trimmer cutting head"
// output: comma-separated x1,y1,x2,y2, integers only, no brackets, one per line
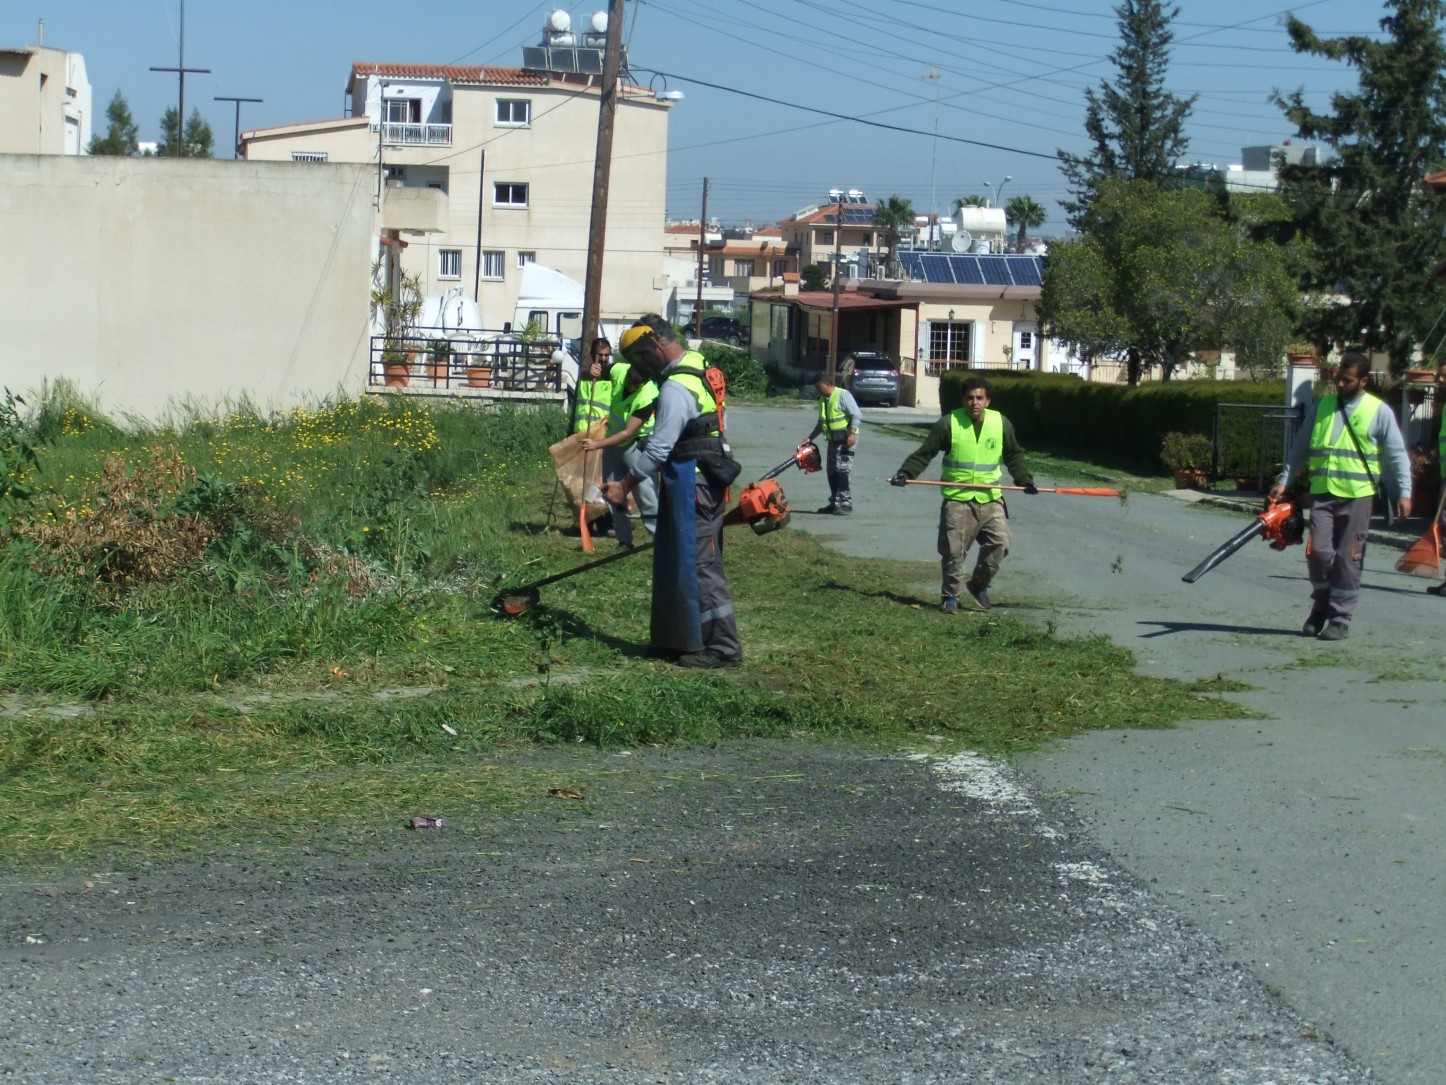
493,586,542,617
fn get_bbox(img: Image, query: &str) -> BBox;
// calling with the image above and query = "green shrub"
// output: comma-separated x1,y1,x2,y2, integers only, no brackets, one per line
701,342,770,396
947,372,1286,464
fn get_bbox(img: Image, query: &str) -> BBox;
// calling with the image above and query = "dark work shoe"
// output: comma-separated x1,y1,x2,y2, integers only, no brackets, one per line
1301,612,1327,637
940,596,959,614
966,582,993,610
1427,581,1446,597
675,650,723,669
816,505,836,515
835,505,853,516
1318,621,1349,641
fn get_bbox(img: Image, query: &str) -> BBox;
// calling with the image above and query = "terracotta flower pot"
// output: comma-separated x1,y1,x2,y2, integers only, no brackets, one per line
1173,467,1208,490
467,365,493,388
383,361,410,387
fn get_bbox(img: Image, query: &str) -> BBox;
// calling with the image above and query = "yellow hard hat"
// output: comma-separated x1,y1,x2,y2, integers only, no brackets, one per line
618,324,654,353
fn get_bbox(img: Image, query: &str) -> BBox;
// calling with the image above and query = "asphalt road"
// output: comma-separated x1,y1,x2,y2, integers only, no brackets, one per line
727,401,1446,1085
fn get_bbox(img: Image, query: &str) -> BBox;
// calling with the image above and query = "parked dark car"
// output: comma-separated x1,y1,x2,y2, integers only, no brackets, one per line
682,316,750,346
843,351,900,407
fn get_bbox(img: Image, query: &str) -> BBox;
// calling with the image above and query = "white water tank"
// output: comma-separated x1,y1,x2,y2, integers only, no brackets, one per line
955,206,1007,237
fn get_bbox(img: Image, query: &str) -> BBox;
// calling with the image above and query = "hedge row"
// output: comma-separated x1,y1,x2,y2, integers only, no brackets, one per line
939,371,1287,465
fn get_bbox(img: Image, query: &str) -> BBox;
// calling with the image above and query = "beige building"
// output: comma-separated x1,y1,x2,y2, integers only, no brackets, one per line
706,233,796,299
242,60,675,333
754,253,1050,411
0,42,92,155
777,191,888,278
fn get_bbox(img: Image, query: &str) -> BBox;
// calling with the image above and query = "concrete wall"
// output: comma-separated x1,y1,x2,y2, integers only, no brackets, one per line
0,154,376,419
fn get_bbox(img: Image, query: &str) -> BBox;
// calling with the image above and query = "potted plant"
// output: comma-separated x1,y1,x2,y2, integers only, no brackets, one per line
1284,341,1318,366
426,339,450,386
1160,431,1213,489
465,342,493,388
369,263,425,388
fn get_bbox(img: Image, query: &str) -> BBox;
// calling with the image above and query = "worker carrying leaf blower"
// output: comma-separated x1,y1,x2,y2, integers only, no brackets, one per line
1267,352,1411,641
889,375,1038,613
604,316,744,669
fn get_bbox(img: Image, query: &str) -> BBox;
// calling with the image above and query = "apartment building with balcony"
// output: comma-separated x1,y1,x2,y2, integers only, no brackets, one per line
241,45,675,332
0,41,92,155
777,190,887,279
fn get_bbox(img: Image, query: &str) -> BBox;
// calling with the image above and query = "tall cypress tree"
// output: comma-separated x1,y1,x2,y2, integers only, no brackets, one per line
87,90,140,156
1057,0,1196,226
1273,0,1446,371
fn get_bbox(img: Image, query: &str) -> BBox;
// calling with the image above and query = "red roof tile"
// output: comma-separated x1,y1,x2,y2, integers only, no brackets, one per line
348,63,549,89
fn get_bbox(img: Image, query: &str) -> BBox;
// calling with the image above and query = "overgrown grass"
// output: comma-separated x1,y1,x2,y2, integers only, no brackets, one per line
1,388,1243,865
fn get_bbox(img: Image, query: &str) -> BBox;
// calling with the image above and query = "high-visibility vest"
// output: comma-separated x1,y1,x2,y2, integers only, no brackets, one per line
1307,393,1382,499
941,408,1004,503
607,361,657,444
572,377,612,434
817,388,850,438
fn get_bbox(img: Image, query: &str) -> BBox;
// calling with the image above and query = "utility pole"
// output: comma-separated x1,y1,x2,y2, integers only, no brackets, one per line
695,178,708,335
582,0,625,351
150,0,210,155
828,197,845,383
214,96,262,158
925,70,940,253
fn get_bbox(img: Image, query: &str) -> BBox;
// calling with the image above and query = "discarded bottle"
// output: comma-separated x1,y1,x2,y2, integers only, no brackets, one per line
407,815,445,830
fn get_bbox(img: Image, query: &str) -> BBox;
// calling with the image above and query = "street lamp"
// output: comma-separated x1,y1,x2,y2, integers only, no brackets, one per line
983,175,1013,209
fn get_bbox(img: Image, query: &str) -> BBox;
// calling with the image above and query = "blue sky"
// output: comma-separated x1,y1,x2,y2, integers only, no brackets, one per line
6,1,1385,231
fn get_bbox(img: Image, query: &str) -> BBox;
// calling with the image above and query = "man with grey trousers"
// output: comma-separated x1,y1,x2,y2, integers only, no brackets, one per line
1269,352,1412,640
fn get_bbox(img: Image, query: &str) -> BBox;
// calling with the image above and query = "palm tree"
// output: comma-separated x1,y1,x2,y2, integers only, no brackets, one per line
1004,195,1047,251
954,195,989,210
872,195,915,278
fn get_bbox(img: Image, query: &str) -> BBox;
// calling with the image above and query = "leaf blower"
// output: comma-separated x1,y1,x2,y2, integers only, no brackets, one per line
724,441,823,536
1181,496,1304,583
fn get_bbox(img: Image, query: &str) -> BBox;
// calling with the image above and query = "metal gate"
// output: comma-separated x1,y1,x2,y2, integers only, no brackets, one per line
1211,402,1305,491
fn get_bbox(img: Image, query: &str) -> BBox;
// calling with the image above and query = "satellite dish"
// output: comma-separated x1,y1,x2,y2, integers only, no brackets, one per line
950,229,972,253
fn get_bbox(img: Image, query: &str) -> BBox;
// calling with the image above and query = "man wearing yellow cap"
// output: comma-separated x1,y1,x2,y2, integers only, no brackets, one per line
605,317,742,667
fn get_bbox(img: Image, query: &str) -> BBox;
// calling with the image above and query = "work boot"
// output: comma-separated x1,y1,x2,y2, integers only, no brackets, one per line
940,596,958,615
835,505,853,516
1427,581,1446,597
1318,621,1349,641
816,504,836,515
966,581,993,610
675,650,723,669
1301,612,1327,637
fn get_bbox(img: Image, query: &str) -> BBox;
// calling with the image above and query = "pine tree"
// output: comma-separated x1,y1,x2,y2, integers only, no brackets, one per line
1272,0,1446,371
157,107,215,158
1057,0,1195,226
87,90,139,156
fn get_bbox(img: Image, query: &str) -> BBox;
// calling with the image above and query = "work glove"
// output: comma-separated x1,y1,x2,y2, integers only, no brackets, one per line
890,473,909,488
1023,483,1039,495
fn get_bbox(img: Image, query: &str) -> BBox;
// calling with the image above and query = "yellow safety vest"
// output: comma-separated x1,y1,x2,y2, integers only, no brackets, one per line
1307,393,1382,499
817,388,849,437
572,377,612,434
607,361,657,444
941,408,1004,503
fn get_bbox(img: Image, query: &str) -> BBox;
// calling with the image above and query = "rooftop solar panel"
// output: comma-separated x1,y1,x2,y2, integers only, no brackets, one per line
898,252,1044,285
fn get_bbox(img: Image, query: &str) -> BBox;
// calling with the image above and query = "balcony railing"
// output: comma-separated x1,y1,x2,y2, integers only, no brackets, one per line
380,122,452,147
369,330,565,396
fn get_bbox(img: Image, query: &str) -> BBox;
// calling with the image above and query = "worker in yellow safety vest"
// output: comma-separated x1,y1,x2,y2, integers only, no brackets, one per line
890,375,1037,614
1270,352,1412,639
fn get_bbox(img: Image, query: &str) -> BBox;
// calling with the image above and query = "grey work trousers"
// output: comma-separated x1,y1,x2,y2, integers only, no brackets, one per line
1305,494,1372,625
693,475,742,661
938,498,1010,598
825,438,855,509
603,443,658,547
